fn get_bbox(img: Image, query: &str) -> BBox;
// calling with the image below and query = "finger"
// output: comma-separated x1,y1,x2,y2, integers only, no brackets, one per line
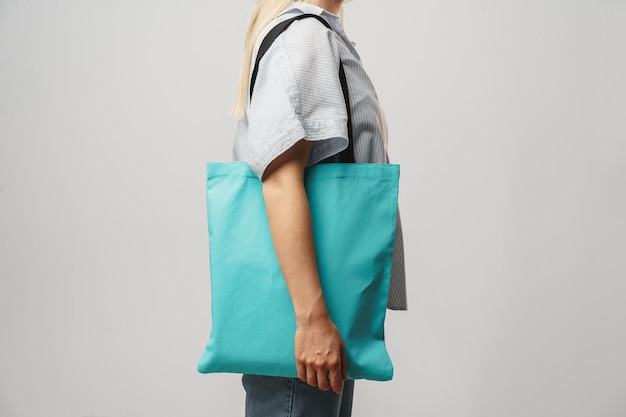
317,368,331,391
327,352,343,393
297,362,307,382
306,366,318,388
340,343,348,381
329,370,343,394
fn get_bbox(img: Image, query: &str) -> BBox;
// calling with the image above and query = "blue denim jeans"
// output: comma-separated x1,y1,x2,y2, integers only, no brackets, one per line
242,374,354,417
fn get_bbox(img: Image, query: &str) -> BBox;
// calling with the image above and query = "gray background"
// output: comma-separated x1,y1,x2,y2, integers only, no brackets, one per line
1,0,625,416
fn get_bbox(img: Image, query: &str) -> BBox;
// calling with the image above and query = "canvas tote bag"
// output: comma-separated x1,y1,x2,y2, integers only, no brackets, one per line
197,14,399,381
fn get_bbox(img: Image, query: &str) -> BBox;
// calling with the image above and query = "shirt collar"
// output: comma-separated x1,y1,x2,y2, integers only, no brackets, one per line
285,3,341,22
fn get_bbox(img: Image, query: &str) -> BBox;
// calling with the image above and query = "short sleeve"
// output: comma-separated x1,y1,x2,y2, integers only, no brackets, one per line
244,18,349,179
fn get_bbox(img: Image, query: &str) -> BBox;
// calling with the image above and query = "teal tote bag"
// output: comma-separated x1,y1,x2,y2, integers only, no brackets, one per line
197,161,399,380
197,13,399,381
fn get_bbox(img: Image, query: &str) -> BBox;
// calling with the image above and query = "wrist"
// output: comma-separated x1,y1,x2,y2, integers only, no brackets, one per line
294,298,330,327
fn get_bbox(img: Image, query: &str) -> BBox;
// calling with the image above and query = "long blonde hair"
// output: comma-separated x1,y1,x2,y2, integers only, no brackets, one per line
231,0,342,117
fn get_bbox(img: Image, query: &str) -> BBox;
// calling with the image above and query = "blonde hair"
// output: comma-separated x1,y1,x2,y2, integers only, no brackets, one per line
231,0,343,117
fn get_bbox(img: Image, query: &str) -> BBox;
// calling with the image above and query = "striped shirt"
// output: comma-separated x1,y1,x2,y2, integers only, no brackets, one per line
233,3,407,310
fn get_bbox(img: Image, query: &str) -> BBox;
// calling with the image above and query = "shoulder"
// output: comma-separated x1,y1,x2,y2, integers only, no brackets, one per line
256,14,340,69
248,13,346,115
280,17,339,59
281,15,334,40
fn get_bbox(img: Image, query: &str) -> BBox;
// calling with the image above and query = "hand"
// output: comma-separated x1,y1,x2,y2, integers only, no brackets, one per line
294,315,347,393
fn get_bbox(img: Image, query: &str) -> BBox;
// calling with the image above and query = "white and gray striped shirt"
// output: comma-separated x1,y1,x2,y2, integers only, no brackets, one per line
233,3,407,310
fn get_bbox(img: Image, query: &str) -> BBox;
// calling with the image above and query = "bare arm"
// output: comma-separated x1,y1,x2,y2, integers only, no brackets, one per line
262,139,347,393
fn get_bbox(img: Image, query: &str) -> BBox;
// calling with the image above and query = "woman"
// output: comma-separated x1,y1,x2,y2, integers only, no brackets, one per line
232,1,407,416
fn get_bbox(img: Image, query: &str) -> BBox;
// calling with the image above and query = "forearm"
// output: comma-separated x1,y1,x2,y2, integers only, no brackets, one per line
262,177,329,324
260,139,346,392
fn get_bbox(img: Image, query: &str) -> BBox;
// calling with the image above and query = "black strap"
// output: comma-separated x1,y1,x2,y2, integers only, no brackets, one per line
249,14,355,163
